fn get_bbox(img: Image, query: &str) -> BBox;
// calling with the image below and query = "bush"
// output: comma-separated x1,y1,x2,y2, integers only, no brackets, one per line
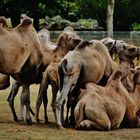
131,23,140,31
40,15,102,30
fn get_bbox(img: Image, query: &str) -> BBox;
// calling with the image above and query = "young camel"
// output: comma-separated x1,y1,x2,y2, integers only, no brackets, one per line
74,70,140,130
35,27,81,124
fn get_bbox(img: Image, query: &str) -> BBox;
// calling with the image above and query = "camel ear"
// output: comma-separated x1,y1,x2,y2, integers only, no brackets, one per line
77,40,89,49
61,59,68,74
57,33,65,46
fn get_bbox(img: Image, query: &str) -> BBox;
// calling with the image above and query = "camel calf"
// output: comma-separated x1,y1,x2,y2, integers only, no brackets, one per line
74,71,140,130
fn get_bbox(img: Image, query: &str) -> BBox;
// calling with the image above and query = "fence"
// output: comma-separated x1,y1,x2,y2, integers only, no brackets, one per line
50,30,140,45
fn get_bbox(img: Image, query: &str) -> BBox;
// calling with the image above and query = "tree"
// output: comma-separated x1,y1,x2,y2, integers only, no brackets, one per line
107,0,115,37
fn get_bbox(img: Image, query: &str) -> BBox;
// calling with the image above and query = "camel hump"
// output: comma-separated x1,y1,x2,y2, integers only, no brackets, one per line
21,18,33,26
0,16,7,27
77,40,89,49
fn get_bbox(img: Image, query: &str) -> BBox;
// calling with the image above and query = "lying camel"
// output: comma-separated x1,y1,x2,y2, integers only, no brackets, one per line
74,70,140,130
56,39,140,129
36,62,59,123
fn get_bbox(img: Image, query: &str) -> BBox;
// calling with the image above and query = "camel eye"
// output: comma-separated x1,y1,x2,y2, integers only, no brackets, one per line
108,42,113,45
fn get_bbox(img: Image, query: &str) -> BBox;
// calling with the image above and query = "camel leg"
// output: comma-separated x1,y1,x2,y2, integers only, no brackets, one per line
35,74,48,124
7,81,21,122
74,102,111,130
18,91,24,124
65,87,79,127
51,84,58,121
25,87,32,125
126,107,140,127
77,119,111,130
65,98,70,126
55,83,71,129
18,84,32,125
42,90,49,124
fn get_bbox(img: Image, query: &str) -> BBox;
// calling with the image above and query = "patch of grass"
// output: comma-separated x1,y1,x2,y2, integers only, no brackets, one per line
0,79,140,140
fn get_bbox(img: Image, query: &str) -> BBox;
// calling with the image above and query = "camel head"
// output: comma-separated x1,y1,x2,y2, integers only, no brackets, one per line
101,37,127,57
58,40,91,93
118,46,140,62
38,28,51,44
57,27,81,50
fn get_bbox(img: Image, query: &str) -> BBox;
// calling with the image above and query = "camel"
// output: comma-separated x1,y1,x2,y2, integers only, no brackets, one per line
6,27,81,124
0,16,43,124
56,39,140,129
35,62,59,124
74,70,140,130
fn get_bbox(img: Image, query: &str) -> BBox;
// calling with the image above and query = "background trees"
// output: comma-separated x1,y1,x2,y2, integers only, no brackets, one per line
107,0,115,37
0,0,140,31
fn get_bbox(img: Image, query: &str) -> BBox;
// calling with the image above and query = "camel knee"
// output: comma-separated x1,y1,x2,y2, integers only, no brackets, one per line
77,119,111,131
51,103,56,112
21,94,29,105
55,100,62,111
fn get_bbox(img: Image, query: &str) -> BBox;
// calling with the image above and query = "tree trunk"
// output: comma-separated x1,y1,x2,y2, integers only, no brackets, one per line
107,0,115,37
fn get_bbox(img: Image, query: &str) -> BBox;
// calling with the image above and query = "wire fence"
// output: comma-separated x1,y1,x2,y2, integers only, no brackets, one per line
50,30,140,46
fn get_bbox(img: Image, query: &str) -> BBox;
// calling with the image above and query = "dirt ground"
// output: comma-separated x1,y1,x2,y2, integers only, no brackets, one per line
0,80,140,140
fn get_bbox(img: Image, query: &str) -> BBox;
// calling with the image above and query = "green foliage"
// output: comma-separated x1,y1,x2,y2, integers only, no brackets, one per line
76,19,98,29
40,15,100,30
131,23,140,31
1,0,140,30
56,0,80,21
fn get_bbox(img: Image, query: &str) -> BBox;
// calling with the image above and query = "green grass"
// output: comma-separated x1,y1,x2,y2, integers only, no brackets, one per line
0,79,140,140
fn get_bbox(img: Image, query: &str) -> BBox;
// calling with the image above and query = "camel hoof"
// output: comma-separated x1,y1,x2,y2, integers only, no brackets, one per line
14,116,18,122
18,119,25,125
45,119,49,125
58,125,65,130
36,118,40,125
26,119,32,125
